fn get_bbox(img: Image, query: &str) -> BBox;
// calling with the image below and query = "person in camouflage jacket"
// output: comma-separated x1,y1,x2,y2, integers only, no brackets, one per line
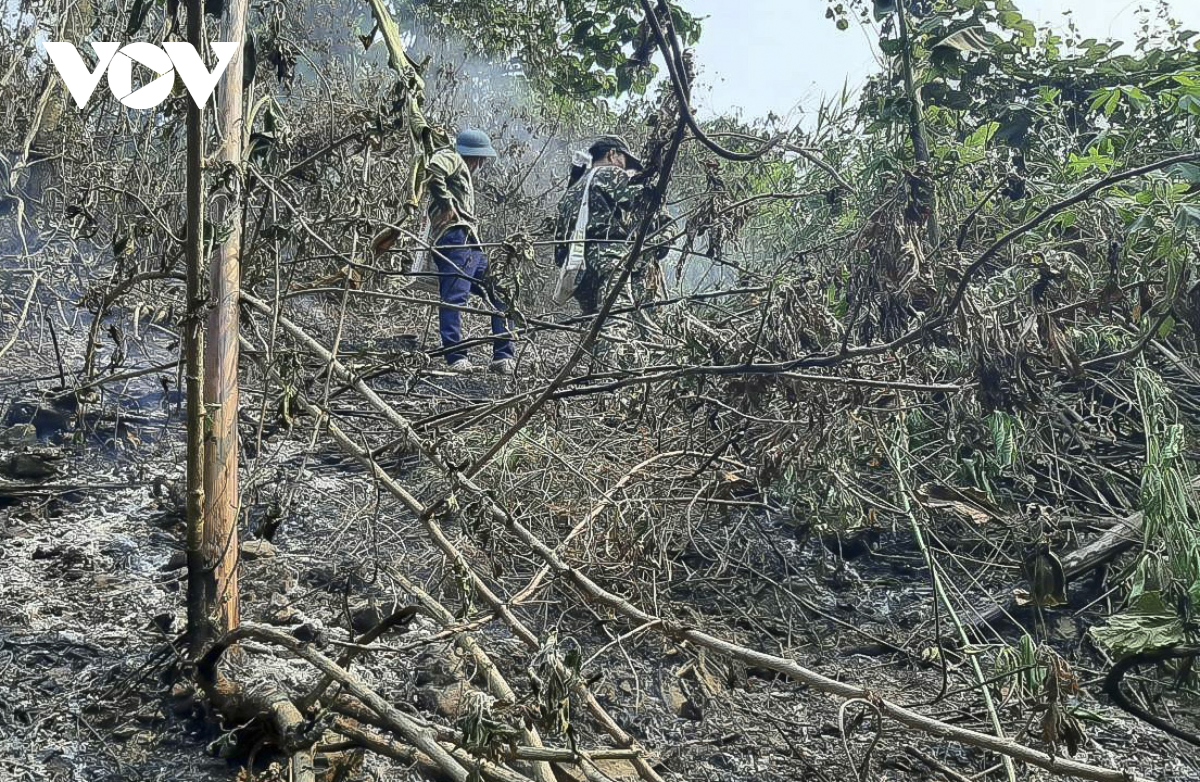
553,135,662,367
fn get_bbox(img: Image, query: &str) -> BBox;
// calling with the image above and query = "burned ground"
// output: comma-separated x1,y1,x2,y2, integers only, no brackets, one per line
3,283,1200,781
4,1,1200,781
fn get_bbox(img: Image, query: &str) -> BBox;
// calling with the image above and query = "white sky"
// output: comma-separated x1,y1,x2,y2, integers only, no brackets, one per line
682,0,1200,122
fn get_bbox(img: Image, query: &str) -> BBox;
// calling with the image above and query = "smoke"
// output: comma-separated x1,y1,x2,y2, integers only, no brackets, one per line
397,12,580,198
282,0,579,203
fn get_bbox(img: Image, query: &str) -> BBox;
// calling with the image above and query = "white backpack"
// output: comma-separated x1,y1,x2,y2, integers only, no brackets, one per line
552,167,599,304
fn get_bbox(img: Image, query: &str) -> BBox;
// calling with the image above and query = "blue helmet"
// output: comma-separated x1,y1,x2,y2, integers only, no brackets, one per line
456,128,497,158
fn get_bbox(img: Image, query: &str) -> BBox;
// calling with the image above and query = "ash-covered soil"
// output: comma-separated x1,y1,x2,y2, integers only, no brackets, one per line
3,290,1199,782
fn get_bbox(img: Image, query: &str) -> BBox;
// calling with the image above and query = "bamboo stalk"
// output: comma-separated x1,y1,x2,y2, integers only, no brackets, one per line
885,432,1017,782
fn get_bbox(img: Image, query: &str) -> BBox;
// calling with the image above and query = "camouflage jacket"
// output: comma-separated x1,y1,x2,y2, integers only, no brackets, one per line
423,148,478,242
553,165,644,267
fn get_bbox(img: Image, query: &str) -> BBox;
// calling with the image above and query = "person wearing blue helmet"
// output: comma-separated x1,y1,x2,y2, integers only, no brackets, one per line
425,128,516,375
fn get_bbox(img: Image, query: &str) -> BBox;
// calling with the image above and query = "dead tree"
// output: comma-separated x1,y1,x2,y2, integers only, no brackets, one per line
187,0,248,652
183,0,209,655
201,0,250,643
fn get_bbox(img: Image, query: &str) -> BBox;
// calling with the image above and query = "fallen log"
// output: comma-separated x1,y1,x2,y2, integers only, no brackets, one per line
958,524,1139,637
950,481,1200,642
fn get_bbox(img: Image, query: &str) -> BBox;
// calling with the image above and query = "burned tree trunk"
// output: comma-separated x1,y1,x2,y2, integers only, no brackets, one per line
183,0,209,656
186,0,248,651
200,0,250,640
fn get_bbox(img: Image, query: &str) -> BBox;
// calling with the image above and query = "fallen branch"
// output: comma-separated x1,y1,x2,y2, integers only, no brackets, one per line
241,298,1155,782
1103,644,1200,748
206,624,489,782
947,480,1200,641
331,716,531,782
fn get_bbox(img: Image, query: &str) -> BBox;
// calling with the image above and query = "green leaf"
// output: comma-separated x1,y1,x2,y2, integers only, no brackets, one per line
1175,203,1200,229
1089,88,1114,114
1171,163,1200,183
1091,591,1187,658
1104,89,1121,117
1052,211,1078,230
1121,86,1150,111
998,10,1024,29
958,121,999,164
964,121,999,148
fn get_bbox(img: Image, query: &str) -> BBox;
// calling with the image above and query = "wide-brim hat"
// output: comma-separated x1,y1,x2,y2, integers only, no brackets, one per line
588,134,643,170
456,128,497,158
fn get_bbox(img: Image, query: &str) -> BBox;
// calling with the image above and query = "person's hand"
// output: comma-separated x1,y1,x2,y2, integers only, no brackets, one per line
629,166,654,185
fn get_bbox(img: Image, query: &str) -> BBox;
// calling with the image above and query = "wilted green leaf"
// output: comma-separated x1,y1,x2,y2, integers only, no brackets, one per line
1091,592,1187,658
931,26,993,54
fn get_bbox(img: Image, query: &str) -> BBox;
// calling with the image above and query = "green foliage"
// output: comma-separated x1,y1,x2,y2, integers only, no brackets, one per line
993,633,1045,703
406,0,701,99
1133,369,1200,595
988,411,1020,471
1091,371,1200,658
832,0,1199,165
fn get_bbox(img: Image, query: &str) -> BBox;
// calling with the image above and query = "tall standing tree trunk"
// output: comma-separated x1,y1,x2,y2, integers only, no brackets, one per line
201,0,251,641
895,0,939,245
184,0,209,656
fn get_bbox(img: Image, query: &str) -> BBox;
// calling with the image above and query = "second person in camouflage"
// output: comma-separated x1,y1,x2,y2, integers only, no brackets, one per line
553,135,660,368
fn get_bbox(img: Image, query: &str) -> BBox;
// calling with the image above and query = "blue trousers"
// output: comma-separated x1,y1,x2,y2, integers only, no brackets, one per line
434,228,515,365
